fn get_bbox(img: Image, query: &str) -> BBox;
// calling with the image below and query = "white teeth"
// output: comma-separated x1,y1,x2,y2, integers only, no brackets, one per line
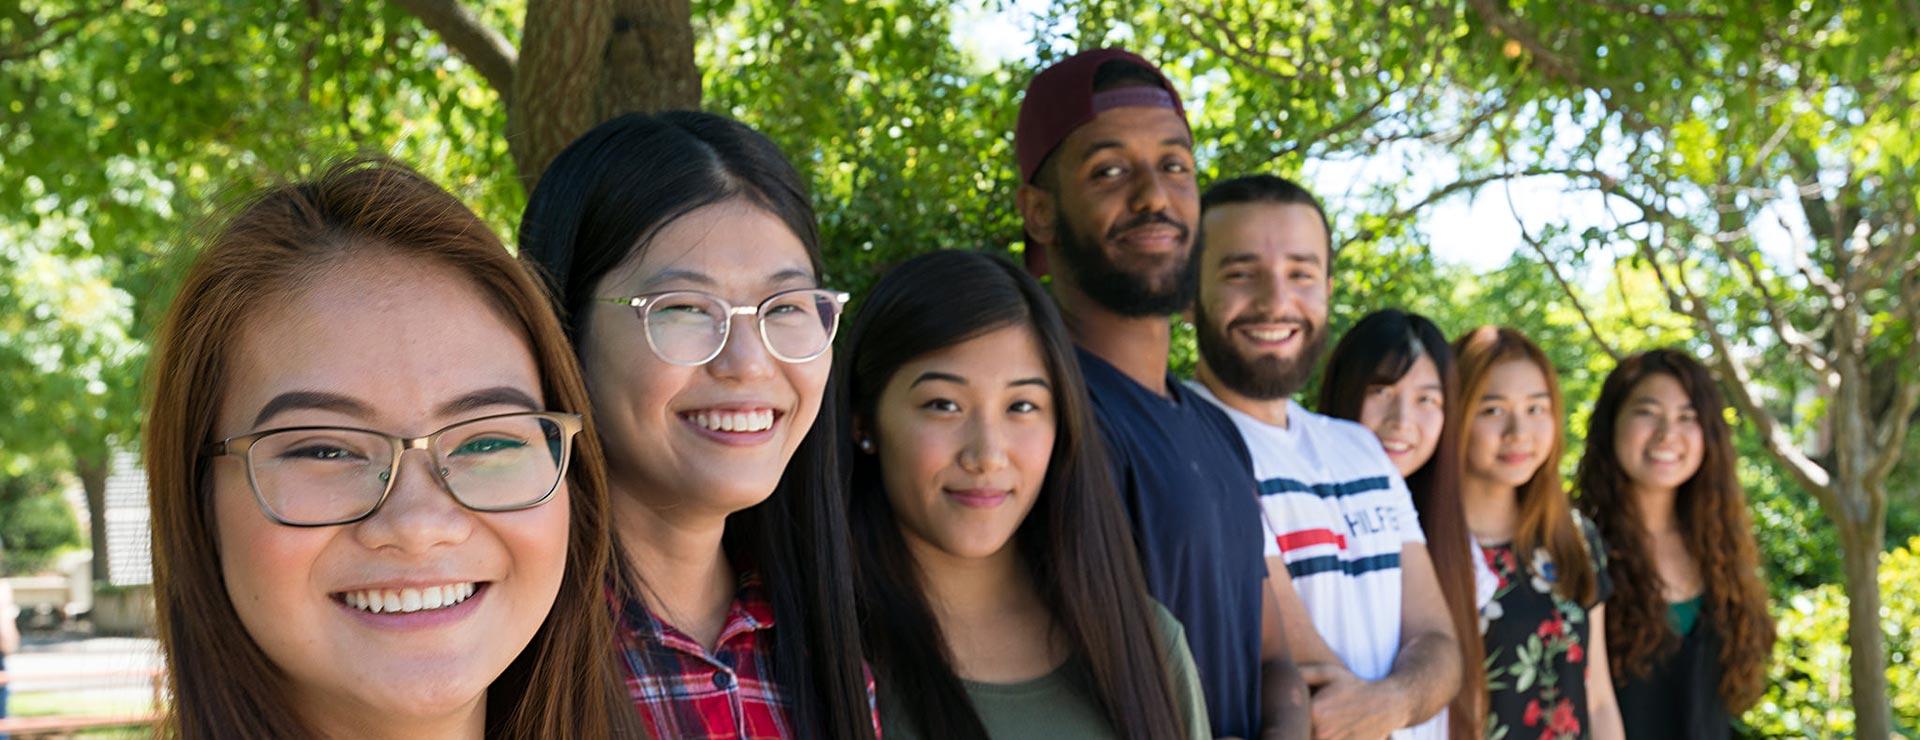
1382,441,1412,452
1649,450,1681,462
341,583,478,615
689,409,775,433
1247,327,1298,342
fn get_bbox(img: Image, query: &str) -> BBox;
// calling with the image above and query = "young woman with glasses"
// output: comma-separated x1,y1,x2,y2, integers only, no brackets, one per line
518,112,874,739
143,158,632,737
838,250,1208,740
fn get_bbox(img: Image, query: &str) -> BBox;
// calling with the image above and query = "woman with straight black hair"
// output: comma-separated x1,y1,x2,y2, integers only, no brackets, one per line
1318,309,1489,740
838,250,1207,740
1576,349,1774,739
519,111,874,739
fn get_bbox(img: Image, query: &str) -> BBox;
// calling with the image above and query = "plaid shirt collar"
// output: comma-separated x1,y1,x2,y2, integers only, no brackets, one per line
620,569,775,652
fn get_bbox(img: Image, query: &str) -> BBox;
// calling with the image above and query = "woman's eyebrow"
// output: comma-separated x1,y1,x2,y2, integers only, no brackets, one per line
253,391,371,428
437,386,543,417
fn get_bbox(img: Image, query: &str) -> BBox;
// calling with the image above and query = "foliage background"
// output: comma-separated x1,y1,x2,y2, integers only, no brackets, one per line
2,0,1915,732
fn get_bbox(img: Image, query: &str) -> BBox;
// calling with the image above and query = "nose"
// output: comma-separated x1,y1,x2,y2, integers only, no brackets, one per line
957,413,1011,475
1380,393,1408,428
353,448,474,554
1499,410,1523,440
1128,167,1172,215
1649,415,1673,444
707,311,778,381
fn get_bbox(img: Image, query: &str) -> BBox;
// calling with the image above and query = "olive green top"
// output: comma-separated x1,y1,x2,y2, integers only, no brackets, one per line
877,602,1212,739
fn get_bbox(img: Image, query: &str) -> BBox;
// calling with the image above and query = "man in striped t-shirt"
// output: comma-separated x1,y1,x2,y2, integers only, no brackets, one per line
1189,174,1462,740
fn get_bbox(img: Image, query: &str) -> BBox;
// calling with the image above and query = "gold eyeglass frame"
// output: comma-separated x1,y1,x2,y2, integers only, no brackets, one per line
201,411,584,528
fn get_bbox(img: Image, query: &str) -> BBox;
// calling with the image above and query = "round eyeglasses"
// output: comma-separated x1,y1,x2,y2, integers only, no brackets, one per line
202,411,583,527
596,288,850,367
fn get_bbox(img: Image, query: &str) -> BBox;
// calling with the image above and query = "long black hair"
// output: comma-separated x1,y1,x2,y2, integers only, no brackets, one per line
517,111,872,740
1318,308,1483,739
837,250,1186,740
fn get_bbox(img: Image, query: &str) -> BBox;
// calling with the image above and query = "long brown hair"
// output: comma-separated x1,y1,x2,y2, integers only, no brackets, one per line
1574,349,1774,711
1450,326,1597,605
838,251,1187,739
144,157,631,738
1319,309,1484,739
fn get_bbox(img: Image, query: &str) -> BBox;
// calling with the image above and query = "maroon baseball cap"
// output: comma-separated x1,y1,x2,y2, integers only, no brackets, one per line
1014,48,1190,184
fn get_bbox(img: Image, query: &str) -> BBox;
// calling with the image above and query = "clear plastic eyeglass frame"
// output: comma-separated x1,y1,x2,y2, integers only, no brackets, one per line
596,287,851,367
201,411,583,527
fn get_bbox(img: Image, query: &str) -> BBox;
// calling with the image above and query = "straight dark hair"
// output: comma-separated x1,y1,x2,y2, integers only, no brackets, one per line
1318,309,1484,739
1198,173,1332,265
838,250,1186,740
518,111,873,740
1575,349,1774,711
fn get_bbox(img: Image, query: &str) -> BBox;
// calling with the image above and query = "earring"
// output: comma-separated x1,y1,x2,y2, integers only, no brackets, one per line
858,438,875,453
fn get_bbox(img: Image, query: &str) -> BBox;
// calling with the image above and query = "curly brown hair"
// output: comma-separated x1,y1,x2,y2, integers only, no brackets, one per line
1575,349,1775,712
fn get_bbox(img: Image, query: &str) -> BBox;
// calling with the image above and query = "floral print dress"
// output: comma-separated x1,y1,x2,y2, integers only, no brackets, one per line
1477,513,1611,740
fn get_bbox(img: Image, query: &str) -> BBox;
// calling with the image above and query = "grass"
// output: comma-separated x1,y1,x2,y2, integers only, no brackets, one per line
6,689,156,737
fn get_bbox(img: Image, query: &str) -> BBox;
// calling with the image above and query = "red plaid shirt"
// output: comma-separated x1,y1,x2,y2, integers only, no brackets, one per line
615,571,880,739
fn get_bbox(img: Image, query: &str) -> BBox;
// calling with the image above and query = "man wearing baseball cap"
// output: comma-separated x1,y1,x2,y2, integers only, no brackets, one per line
1014,49,1308,739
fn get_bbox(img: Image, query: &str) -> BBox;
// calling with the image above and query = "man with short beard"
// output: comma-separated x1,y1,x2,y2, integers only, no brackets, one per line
1015,50,1307,740
1189,175,1463,740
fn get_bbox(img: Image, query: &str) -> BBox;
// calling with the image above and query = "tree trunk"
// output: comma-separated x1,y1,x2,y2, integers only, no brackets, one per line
1840,513,1892,738
76,454,109,585
510,0,699,190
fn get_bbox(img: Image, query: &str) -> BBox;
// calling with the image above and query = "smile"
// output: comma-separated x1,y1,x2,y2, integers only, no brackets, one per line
1647,449,1682,463
339,582,480,615
681,408,777,434
1380,440,1414,454
1245,326,1299,343
945,488,1012,509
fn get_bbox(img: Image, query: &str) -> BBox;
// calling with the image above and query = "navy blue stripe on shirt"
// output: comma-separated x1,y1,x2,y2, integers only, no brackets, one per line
1286,552,1402,579
1259,476,1393,500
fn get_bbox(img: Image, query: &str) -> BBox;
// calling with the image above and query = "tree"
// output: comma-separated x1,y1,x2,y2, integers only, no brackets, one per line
1443,4,1917,733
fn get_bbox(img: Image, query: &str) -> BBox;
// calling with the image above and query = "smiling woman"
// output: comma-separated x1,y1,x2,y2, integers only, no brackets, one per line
142,158,630,738
839,250,1207,740
518,111,874,740
1452,326,1621,740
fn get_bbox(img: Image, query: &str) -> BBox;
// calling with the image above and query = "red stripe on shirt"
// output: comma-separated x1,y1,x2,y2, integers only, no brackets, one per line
1276,528,1348,552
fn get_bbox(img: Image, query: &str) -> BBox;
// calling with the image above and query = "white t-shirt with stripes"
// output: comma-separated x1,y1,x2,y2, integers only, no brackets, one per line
1190,385,1445,740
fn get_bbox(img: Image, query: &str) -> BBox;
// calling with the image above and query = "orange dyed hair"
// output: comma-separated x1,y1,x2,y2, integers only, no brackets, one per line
1450,326,1597,605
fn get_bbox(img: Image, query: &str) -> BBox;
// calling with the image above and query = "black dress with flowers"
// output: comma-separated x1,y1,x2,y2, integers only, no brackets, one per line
1477,513,1612,740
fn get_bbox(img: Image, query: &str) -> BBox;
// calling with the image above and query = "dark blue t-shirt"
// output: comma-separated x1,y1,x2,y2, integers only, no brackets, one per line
1075,347,1267,738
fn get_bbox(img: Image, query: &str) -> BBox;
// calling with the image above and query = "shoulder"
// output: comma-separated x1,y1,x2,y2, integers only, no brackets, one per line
1571,509,1608,567
1299,408,1398,465
1148,600,1186,642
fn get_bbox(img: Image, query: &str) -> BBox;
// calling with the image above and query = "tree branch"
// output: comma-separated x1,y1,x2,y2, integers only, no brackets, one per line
1871,367,1920,490
1707,206,1829,375
389,0,517,94
1504,178,1621,363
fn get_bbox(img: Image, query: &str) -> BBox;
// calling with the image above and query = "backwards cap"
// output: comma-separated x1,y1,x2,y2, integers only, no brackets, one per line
1014,48,1189,184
